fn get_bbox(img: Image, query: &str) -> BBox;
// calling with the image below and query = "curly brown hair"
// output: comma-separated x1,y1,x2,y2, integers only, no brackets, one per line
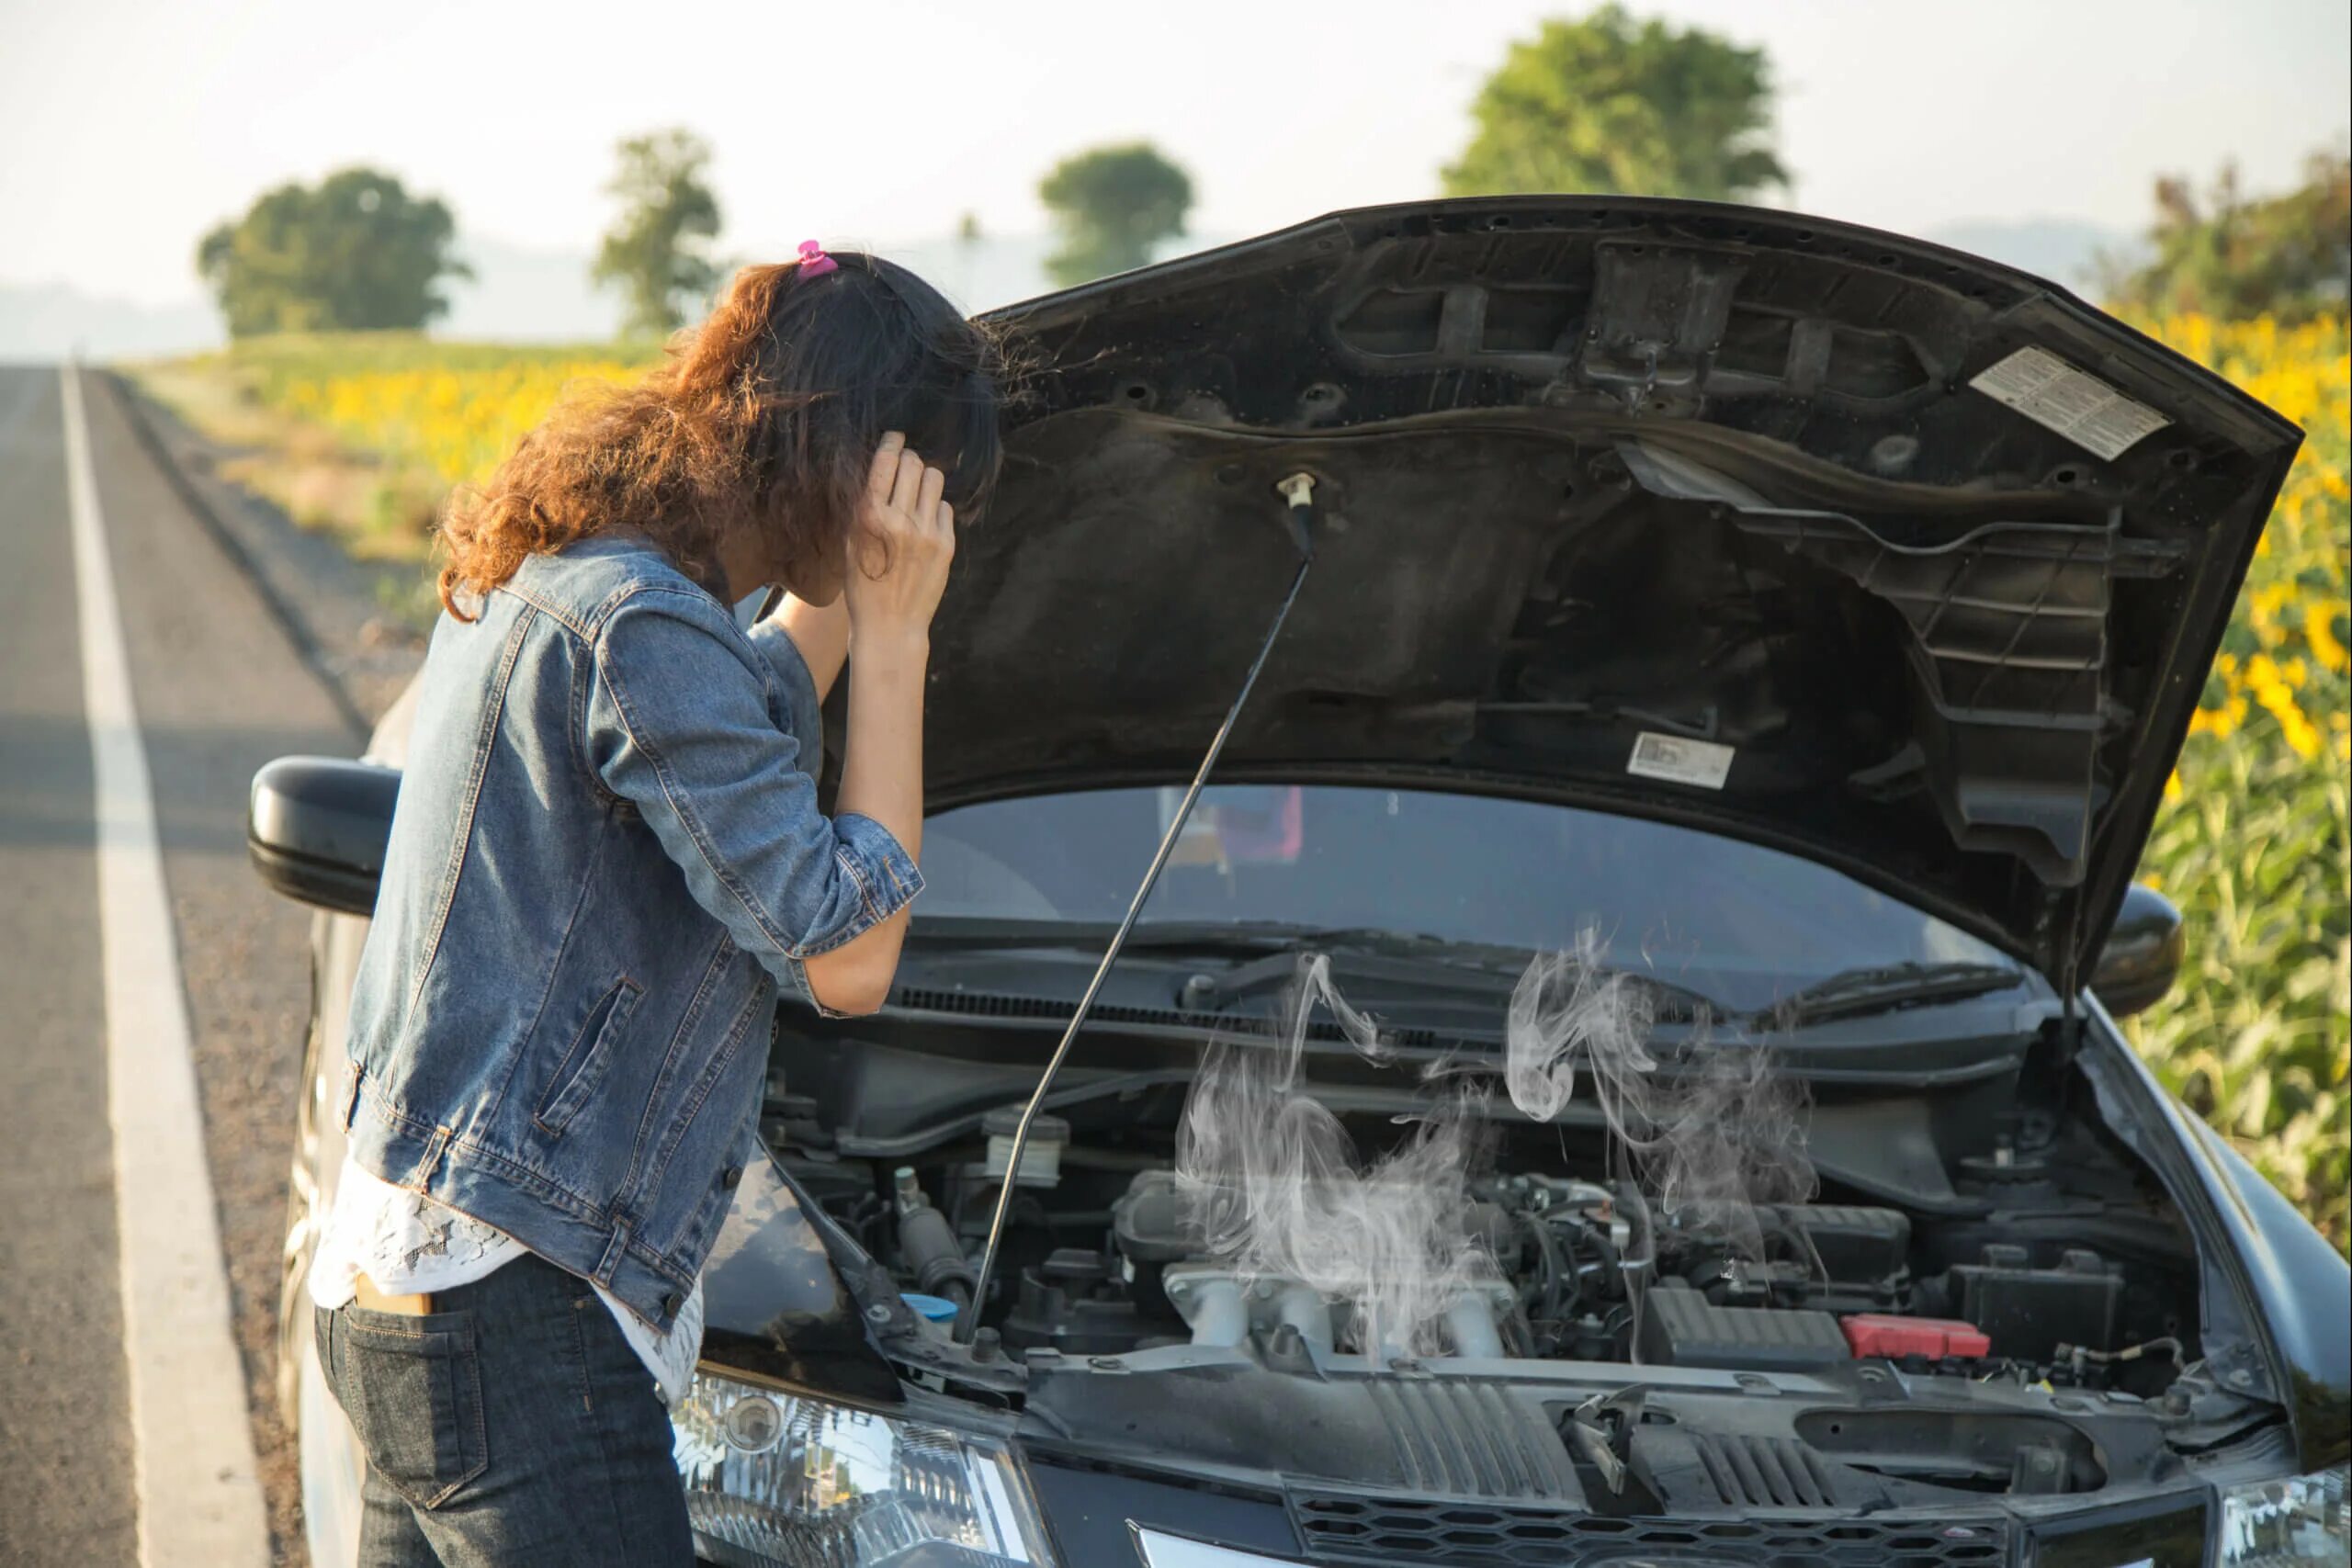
437,253,1003,619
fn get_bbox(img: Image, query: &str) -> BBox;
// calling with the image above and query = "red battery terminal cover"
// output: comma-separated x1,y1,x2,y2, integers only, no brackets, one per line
1839,1314,1992,1359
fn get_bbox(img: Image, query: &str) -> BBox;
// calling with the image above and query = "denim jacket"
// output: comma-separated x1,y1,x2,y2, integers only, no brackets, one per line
338,536,922,1331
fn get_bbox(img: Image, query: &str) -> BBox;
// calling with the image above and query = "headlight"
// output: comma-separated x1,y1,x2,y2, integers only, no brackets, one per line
2218,1467,2349,1565
673,1370,1057,1568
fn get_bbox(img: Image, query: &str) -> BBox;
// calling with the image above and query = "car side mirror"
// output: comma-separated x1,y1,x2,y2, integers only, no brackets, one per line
247,757,401,916
2091,882,2185,1019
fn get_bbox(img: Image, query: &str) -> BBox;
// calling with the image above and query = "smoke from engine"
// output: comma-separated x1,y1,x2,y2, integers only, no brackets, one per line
1174,955,1498,1359
1174,936,1816,1362
1507,938,1817,1269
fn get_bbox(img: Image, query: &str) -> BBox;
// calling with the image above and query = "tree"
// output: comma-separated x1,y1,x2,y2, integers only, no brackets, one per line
592,129,724,337
2099,149,2351,322
1442,6,1787,203
196,168,469,337
1038,142,1193,288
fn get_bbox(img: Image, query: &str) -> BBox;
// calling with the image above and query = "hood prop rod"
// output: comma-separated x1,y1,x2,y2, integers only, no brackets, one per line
953,473,1319,1345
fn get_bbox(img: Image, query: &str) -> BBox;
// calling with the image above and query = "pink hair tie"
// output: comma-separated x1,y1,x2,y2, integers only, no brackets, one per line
797,240,838,278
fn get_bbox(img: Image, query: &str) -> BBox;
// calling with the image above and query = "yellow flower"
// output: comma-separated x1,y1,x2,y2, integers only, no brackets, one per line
2309,602,2350,675
2189,705,2240,740
2280,709,2324,761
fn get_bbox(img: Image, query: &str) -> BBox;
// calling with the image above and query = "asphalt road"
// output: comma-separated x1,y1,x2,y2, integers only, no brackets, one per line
0,364,364,1565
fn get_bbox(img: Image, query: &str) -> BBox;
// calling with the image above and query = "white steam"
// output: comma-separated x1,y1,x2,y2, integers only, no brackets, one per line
1174,955,1498,1359
1503,931,1657,1121
1506,939,1816,1268
1174,936,1817,1365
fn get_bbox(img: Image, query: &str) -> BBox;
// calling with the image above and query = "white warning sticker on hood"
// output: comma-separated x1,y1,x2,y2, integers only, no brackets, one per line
1969,346,2171,460
1627,731,1735,790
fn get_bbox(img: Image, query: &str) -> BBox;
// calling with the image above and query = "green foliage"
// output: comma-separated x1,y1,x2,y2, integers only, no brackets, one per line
2119,312,2350,1252
1038,141,1194,288
196,169,469,338
2133,739,2349,1248
1443,6,1786,201
592,128,724,338
2101,151,2351,324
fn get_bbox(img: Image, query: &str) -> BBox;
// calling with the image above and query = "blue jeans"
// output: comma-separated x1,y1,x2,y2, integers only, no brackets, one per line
316,1251,693,1567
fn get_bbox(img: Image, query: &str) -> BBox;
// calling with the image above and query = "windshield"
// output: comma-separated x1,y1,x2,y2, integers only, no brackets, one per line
916,784,2025,1014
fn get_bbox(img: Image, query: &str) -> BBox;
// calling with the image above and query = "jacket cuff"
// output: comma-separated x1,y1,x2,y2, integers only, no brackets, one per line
831,810,925,928
781,812,925,1018
787,955,859,1020
745,617,826,762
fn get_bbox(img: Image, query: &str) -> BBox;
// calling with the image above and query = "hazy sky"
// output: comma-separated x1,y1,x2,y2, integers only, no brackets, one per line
4,0,2346,307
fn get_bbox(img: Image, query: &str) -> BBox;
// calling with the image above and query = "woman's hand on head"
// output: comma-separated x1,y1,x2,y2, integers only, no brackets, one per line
812,433,947,1017
844,432,955,651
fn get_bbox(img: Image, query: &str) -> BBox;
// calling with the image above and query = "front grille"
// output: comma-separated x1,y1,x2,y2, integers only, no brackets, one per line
1369,1381,1577,1499
1288,1491,2008,1567
1689,1434,1838,1509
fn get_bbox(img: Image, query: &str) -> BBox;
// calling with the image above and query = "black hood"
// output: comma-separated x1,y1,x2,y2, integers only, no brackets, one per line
907,198,2300,986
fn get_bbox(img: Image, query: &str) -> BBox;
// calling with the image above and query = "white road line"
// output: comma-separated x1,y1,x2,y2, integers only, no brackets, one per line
63,365,272,1568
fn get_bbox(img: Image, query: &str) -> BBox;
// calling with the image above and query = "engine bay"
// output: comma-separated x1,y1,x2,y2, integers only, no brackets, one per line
768,1091,2197,1400
741,946,2274,1515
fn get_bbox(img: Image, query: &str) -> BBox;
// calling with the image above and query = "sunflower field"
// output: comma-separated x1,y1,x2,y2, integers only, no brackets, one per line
2122,312,2350,1251
130,312,2351,1246
253,337,653,496
133,333,657,575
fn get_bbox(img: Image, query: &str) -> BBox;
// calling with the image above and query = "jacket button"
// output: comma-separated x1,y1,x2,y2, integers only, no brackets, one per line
721,1165,744,1190
662,1292,684,1318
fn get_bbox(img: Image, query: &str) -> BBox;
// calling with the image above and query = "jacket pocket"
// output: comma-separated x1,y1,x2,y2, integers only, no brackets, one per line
331,1306,488,1510
533,976,643,1137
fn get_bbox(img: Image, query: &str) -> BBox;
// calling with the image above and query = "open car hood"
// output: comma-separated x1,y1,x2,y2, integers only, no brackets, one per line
904,198,2300,987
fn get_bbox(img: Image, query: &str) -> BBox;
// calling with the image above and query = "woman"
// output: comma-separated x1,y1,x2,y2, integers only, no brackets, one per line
309,244,1002,1565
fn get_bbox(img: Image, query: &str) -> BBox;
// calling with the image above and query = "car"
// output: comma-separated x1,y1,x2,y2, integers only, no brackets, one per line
251,197,2349,1568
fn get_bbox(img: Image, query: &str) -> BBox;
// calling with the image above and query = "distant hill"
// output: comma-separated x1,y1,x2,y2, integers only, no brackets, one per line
3,217,2141,365
1918,217,2141,290
0,231,1137,362
437,235,624,342
0,283,223,363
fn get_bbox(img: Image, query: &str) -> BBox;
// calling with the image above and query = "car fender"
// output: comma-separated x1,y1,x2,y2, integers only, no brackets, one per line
2076,997,2350,1470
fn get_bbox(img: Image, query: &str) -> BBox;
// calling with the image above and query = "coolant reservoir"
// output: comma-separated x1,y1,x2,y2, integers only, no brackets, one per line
984,1106,1069,1188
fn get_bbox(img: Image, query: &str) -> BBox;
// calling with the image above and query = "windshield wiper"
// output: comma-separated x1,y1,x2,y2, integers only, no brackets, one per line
1177,931,1713,1022
906,916,1381,955
912,917,1719,1021
1175,931,1521,1010
1754,960,2028,1031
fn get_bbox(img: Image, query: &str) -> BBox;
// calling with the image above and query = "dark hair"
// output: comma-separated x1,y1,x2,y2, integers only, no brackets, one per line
438,252,1003,618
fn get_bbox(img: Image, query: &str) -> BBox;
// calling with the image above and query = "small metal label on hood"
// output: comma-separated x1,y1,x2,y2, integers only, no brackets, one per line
1628,732,1735,790
1969,346,2171,460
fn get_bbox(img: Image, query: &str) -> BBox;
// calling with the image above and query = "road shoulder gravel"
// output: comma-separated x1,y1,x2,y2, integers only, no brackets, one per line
107,373,426,728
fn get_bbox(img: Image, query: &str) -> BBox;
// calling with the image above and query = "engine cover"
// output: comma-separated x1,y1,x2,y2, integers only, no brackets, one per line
1637,1280,1850,1371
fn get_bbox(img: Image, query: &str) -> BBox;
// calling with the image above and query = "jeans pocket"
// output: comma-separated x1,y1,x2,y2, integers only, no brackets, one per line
333,1305,489,1510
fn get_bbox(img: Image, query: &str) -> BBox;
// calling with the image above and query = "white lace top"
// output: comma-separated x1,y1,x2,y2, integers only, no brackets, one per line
309,1155,703,1406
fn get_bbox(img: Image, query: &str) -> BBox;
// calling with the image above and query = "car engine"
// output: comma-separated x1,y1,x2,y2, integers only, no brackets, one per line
751,953,2272,1525
765,1089,2196,1401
